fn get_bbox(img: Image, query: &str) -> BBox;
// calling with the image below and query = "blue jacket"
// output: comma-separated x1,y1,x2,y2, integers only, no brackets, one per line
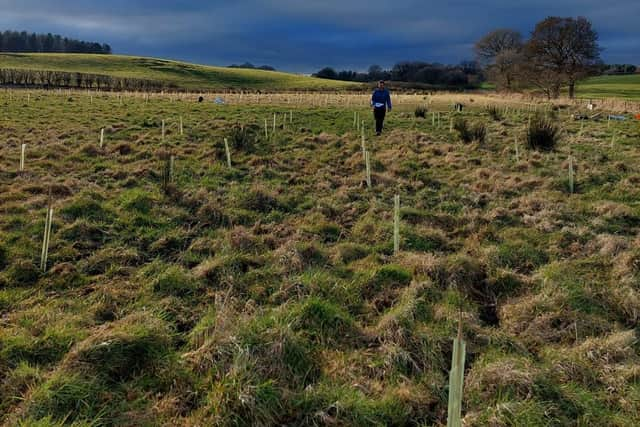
371,88,392,110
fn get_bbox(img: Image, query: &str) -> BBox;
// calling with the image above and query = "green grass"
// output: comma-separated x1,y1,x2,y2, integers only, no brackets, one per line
576,73,640,100
1,91,640,425
0,53,360,91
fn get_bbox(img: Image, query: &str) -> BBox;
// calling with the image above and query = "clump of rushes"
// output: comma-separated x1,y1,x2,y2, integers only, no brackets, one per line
454,118,486,144
526,114,560,151
414,106,428,118
486,105,502,121
228,123,261,152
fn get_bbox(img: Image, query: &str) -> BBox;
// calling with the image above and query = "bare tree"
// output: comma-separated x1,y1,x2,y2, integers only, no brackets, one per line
525,16,601,98
475,29,523,90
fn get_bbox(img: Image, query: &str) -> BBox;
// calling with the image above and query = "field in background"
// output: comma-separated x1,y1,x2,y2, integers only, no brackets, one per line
0,53,360,91
1,90,640,425
576,74,640,100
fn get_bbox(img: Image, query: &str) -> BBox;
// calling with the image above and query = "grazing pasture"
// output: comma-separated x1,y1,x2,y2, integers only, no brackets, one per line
1,89,640,426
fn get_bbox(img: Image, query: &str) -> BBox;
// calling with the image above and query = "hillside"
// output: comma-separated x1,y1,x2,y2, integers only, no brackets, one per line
576,73,640,100
1,92,640,425
0,53,359,91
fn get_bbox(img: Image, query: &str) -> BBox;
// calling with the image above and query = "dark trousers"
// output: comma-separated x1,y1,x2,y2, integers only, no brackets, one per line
374,107,386,133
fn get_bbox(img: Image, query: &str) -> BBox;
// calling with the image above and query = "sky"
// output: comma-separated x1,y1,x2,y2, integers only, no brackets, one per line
1,0,638,73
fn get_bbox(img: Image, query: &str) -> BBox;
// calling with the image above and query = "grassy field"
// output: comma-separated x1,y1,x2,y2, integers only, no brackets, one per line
1,91,640,425
576,73,640,100
0,53,359,91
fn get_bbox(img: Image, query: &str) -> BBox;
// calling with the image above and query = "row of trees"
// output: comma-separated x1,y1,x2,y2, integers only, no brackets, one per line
314,62,483,88
476,16,601,98
602,64,637,75
0,68,173,91
228,62,276,71
0,30,111,54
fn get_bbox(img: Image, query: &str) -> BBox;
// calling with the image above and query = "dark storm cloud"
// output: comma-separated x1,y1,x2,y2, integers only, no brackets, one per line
0,0,638,71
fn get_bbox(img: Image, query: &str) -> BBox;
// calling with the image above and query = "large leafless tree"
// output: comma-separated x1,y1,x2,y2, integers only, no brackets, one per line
474,29,523,90
525,16,601,98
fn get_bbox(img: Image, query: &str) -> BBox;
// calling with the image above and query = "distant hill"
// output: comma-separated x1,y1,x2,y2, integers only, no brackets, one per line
0,53,360,91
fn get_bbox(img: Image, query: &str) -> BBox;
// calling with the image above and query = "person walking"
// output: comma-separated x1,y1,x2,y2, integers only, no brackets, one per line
371,80,392,136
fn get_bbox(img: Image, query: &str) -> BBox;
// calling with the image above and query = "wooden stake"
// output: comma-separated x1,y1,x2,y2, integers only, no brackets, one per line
179,116,184,135
514,137,519,162
611,131,616,149
364,151,372,188
224,138,232,168
394,195,400,255
568,155,574,194
100,128,104,148
20,143,26,172
162,120,165,141
273,113,276,134
447,314,466,427
40,190,54,272
264,118,269,139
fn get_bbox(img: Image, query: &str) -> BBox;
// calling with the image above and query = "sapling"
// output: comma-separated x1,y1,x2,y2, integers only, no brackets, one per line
170,155,175,183
224,138,232,168
514,137,519,162
273,113,276,134
393,195,400,255
180,116,184,135
162,120,165,141
354,111,358,128
432,112,436,127
264,118,269,139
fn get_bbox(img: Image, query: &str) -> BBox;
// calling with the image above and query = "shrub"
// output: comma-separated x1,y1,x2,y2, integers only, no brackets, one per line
414,106,428,118
454,118,486,144
527,115,560,151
